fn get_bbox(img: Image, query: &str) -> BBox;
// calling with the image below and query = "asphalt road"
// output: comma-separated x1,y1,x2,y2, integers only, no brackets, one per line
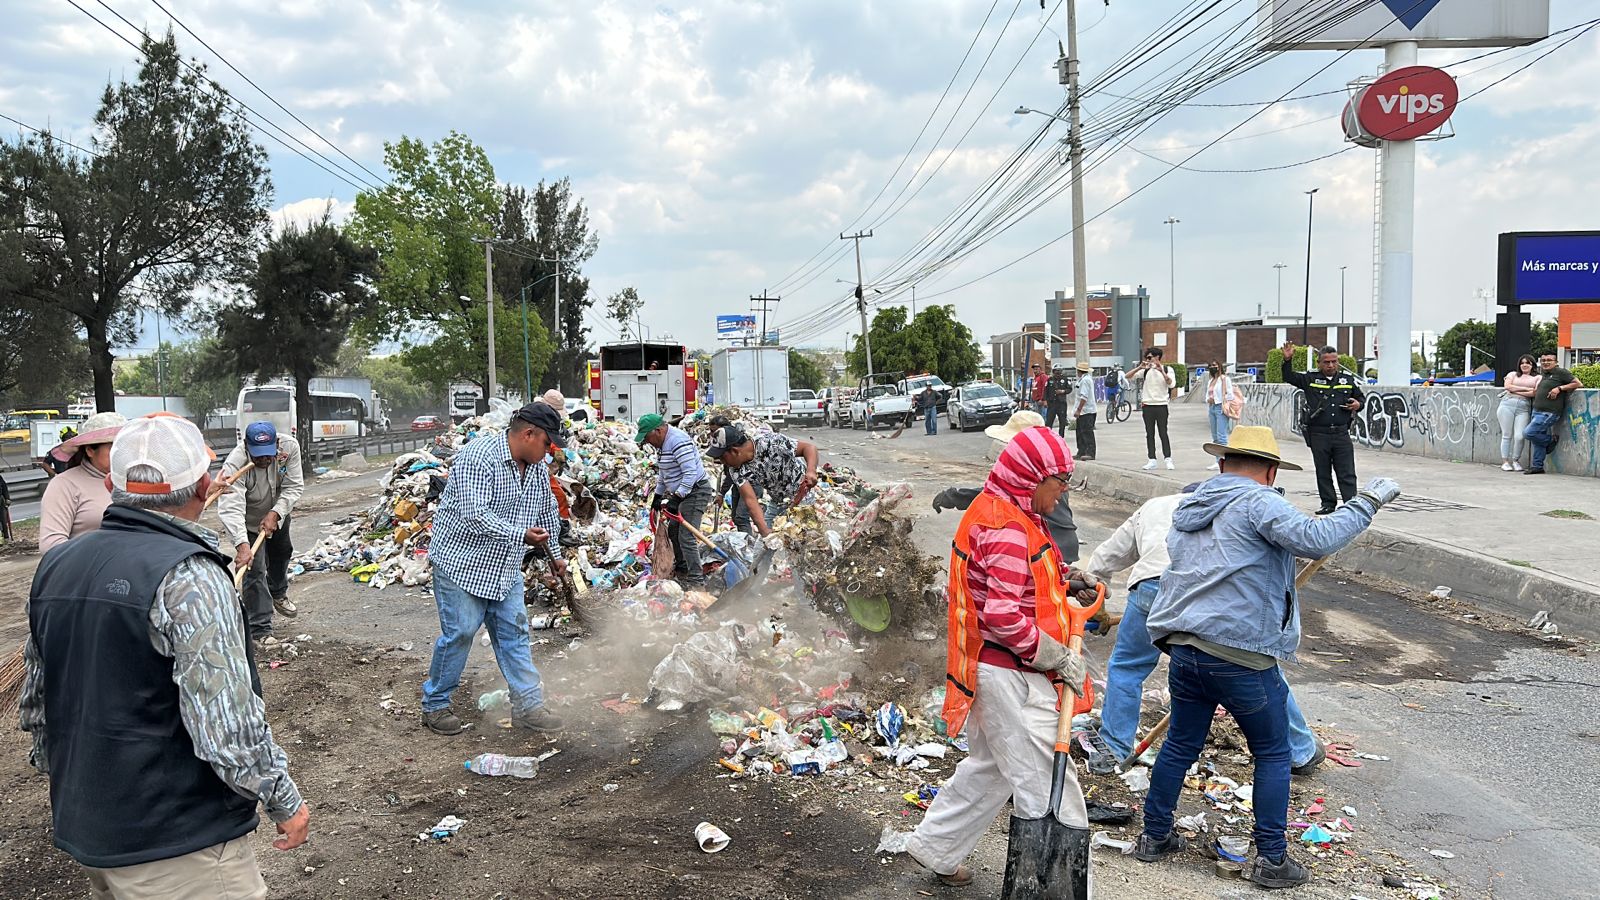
807,417,1600,899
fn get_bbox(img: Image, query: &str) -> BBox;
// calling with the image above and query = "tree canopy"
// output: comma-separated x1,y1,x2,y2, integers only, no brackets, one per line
845,304,981,383
115,337,238,426
1435,319,1496,374
0,32,271,411
788,350,827,392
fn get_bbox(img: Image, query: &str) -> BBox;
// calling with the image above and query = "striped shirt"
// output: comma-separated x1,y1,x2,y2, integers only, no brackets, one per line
962,519,1044,670
655,426,707,498
428,431,561,601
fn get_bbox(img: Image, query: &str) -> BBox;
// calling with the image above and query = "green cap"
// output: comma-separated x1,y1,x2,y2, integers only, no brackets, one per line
635,413,665,443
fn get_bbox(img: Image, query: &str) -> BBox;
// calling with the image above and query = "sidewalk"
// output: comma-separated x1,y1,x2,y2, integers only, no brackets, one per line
1071,402,1600,637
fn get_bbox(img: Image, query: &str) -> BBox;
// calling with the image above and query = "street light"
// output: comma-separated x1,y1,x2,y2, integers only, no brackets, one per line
1163,216,1180,316
1015,106,1069,123
1272,263,1287,315
1301,188,1319,355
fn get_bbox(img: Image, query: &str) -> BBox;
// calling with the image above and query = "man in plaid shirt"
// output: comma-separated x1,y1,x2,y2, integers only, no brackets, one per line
421,401,567,735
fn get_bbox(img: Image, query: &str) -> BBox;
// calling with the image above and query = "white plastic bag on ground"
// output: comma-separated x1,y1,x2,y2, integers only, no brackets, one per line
646,623,746,711
876,826,914,855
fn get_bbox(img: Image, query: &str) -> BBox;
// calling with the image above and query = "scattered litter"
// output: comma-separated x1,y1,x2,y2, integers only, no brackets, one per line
418,815,465,842
464,753,541,779
1119,768,1151,793
1175,812,1208,834
876,826,914,855
694,821,731,853
602,783,620,793
1214,835,1250,863
1090,831,1133,854
1427,586,1452,600
1301,824,1334,845
1427,848,1455,859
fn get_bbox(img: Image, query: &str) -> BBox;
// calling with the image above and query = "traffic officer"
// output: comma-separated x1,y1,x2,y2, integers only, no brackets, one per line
1279,342,1364,514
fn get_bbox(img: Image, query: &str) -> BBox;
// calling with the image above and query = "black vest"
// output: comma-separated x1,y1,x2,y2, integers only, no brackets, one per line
30,505,260,868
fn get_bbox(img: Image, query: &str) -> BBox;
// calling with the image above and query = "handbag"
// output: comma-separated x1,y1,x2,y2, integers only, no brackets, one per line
1221,379,1244,420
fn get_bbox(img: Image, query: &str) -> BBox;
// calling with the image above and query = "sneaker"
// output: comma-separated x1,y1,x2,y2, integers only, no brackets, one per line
422,709,464,735
1291,742,1326,777
272,595,298,618
1164,458,1175,470
1501,461,1514,471
512,706,565,733
1248,852,1310,889
1142,460,1158,471
1513,461,1525,472
1133,831,1188,862
1525,468,1545,475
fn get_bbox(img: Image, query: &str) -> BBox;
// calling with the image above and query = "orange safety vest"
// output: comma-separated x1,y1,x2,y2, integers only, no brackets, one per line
549,474,571,519
941,492,1095,736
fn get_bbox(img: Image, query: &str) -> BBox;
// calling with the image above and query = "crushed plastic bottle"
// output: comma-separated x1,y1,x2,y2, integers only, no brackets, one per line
477,689,510,712
465,753,540,779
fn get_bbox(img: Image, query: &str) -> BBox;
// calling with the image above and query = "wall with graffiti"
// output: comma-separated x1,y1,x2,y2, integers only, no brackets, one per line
1242,384,1600,477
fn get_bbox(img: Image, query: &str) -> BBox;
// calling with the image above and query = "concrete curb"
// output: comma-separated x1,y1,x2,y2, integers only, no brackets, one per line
1073,460,1600,641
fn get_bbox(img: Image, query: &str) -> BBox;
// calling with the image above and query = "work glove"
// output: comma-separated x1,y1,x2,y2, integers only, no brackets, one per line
664,494,682,515
1356,477,1401,509
650,494,665,512
1067,569,1101,595
1030,632,1088,696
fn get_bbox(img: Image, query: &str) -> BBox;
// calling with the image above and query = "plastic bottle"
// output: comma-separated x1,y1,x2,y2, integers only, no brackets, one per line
464,753,540,778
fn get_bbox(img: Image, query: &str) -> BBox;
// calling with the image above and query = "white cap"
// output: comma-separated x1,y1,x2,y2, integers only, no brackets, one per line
110,415,211,495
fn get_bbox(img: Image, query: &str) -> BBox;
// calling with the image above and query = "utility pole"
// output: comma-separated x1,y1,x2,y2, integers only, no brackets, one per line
910,285,917,319
1163,216,1180,316
1064,0,1091,367
478,239,497,399
750,291,781,346
1273,263,1287,315
541,255,566,386
841,230,875,378
1340,265,1349,357
1302,188,1319,365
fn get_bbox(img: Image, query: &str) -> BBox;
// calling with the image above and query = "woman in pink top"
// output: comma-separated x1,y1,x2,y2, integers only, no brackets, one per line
38,412,126,552
1498,354,1540,472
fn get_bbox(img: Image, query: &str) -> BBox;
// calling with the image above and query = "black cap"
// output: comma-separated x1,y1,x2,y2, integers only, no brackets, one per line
707,424,748,460
513,401,567,448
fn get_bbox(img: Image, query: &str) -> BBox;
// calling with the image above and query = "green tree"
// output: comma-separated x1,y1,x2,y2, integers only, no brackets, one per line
844,305,981,383
210,218,378,459
358,353,440,416
788,349,826,392
0,32,271,411
114,338,237,426
605,286,644,338
1436,319,1496,373
398,299,551,402
1531,320,1558,359
491,182,598,394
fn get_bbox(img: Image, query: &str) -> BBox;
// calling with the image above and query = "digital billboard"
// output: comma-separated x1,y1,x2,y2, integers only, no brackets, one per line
1498,232,1600,304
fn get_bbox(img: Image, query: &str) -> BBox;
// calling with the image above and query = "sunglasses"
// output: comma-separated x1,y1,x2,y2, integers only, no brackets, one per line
1047,473,1071,488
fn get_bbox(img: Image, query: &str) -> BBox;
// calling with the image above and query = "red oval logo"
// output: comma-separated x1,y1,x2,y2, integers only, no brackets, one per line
1355,65,1457,142
1064,308,1110,342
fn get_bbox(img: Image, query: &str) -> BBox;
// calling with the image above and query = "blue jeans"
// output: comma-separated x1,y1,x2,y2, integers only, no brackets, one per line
422,568,544,714
1143,644,1293,860
1033,402,1048,418
730,486,784,534
1100,584,1316,765
1208,404,1235,457
1524,411,1561,470
924,406,937,434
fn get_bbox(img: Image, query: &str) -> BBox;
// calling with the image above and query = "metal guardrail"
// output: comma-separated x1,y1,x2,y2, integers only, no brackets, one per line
0,429,439,506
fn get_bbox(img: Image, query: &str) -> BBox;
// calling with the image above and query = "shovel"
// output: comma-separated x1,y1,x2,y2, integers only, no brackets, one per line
1000,585,1104,900
233,530,270,591
661,511,753,589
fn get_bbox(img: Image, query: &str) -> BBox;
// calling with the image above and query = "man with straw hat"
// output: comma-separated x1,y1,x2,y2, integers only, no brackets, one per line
22,414,309,897
38,412,126,552
1133,426,1398,889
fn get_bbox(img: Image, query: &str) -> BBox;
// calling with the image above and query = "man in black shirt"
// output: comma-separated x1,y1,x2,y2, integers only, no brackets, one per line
1279,343,1364,514
1045,367,1074,437
1524,352,1584,474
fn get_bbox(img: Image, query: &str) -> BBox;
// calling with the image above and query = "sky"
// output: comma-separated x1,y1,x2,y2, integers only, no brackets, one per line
3,0,1591,359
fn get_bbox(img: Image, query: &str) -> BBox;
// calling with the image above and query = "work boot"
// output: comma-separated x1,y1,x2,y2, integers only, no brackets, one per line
1133,831,1188,862
1291,742,1326,777
422,709,464,735
512,706,565,733
273,595,298,618
1248,852,1310,889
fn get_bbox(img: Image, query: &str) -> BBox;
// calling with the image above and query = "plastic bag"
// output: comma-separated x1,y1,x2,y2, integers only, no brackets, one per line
481,397,514,431
876,826,914,855
646,623,746,711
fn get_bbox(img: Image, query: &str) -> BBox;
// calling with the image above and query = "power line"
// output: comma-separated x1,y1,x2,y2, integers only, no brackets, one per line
0,112,100,157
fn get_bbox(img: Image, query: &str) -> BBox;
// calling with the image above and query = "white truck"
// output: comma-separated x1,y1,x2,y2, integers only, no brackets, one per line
787,389,825,426
710,346,790,429
588,342,700,422
848,374,913,430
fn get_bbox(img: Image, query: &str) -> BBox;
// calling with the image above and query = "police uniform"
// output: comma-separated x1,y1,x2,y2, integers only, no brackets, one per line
1279,355,1364,512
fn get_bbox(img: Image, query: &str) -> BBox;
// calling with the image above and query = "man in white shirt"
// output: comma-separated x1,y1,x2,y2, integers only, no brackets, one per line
1136,348,1176,470
1071,361,1098,460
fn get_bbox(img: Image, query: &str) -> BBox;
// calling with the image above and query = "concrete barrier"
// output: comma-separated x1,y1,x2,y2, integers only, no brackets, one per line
1073,459,1600,640
1241,383,1600,477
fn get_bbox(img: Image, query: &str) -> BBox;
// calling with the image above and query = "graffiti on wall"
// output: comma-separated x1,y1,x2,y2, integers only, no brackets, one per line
1243,383,1599,476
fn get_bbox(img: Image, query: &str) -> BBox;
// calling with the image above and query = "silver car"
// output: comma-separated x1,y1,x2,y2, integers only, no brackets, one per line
946,382,1016,432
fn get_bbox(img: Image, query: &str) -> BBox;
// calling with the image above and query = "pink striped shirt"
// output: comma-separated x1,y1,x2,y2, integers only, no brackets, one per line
963,520,1044,670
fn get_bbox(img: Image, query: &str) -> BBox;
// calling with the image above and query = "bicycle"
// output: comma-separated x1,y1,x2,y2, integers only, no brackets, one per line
1104,396,1132,423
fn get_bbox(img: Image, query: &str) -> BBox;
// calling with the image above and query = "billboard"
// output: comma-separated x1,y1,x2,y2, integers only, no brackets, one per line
1497,232,1600,304
1259,0,1549,50
716,314,756,337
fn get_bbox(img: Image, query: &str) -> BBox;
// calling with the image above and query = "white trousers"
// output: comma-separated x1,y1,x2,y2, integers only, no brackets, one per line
908,663,1089,876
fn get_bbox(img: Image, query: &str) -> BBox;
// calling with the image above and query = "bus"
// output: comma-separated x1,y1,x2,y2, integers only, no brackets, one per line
586,341,699,422
236,385,368,443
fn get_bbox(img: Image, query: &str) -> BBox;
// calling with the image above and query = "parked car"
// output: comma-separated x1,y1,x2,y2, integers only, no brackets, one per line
410,414,445,431
786,389,825,426
849,376,913,430
563,398,594,422
822,387,855,428
947,381,1016,432
898,374,952,415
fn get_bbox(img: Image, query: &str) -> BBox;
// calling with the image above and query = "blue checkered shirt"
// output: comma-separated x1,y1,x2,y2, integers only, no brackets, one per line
428,431,561,600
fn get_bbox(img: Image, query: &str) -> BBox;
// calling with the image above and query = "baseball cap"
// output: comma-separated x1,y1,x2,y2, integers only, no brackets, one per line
244,421,280,457
513,401,567,448
111,416,211,495
634,413,665,444
706,424,748,460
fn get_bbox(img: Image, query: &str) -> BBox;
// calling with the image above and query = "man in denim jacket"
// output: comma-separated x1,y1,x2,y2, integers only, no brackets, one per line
1132,426,1399,889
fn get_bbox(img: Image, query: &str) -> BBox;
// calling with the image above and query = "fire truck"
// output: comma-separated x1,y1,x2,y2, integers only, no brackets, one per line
586,341,700,422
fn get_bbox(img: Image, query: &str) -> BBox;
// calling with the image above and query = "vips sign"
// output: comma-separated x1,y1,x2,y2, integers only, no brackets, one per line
1063,308,1110,342
1342,66,1457,146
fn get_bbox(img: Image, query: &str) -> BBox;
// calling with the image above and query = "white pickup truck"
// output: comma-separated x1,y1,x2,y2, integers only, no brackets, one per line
787,389,825,426
848,376,914,430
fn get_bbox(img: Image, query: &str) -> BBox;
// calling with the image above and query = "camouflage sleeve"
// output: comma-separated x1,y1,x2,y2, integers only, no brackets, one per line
148,556,304,822
18,631,47,774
